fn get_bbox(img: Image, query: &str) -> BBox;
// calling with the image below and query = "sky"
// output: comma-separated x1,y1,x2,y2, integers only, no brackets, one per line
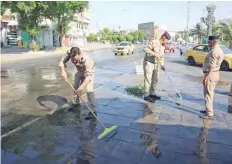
89,1,232,32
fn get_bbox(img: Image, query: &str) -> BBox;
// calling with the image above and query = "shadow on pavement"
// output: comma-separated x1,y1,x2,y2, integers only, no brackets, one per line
36,95,68,111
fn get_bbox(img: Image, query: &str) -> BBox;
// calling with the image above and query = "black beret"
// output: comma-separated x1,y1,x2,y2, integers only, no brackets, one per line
208,36,220,41
163,31,171,40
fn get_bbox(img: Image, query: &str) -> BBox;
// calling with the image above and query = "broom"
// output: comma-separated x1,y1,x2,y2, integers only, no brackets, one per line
163,70,183,105
66,79,117,139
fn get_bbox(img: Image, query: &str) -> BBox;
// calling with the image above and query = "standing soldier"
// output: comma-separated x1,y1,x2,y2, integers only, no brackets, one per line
59,47,97,120
200,36,224,119
143,27,171,102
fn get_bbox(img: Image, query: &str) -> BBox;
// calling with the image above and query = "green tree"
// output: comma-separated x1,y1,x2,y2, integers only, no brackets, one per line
138,31,146,41
1,2,10,15
126,34,134,42
218,21,232,49
107,35,113,42
47,1,88,47
212,24,219,35
99,28,113,41
129,30,145,42
112,35,118,43
190,23,206,42
87,33,97,42
118,35,125,42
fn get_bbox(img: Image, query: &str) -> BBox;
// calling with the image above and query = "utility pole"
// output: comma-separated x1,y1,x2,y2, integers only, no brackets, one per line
186,1,190,43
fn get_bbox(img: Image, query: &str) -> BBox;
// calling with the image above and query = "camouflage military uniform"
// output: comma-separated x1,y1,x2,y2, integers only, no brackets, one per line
143,39,165,96
202,44,224,116
59,53,96,111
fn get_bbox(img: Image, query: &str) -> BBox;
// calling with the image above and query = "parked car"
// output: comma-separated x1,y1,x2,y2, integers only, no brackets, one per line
184,44,232,71
114,41,135,56
165,42,175,52
179,43,197,55
141,40,148,45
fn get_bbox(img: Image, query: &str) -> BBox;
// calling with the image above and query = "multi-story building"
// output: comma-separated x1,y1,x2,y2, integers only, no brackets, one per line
39,9,91,48
66,9,91,47
138,22,154,40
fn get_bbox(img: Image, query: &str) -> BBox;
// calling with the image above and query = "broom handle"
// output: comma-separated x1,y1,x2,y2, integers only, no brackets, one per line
66,80,106,129
164,70,182,98
158,60,181,98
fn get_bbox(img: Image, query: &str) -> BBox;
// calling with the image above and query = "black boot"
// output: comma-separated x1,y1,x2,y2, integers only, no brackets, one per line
144,95,154,102
200,110,206,114
85,112,97,120
149,94,161,100
68,103,81,112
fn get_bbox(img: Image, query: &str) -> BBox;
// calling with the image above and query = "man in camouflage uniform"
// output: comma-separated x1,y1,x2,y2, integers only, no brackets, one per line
200,36,224,119
59,47,96,120
143,27,171,102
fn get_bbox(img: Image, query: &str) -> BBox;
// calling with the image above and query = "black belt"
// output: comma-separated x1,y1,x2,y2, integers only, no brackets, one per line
145,60,155,64
203,70,219,73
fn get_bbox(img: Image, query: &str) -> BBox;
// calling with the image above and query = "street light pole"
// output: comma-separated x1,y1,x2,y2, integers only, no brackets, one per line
186,1,190,43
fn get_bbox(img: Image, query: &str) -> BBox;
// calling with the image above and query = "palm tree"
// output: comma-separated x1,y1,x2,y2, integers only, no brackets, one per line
212,24,220,35
218,20,232,49
190,23,206,43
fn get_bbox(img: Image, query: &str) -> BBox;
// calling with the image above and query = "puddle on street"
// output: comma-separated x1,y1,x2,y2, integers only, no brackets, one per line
140,133,161,158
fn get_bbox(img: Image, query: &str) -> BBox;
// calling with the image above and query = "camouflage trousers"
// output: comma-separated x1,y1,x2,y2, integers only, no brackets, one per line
73,72,96,111
143,60,160,95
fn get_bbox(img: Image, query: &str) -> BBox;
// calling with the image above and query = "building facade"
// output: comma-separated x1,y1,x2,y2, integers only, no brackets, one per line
138,22,154,40
66,9,91,47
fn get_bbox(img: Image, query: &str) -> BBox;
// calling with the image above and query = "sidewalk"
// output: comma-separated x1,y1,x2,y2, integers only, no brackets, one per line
1,43,114,63
2,65,232,164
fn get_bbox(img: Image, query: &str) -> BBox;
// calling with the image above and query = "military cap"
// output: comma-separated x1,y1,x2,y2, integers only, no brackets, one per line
163,31,171,40
208,35,220,41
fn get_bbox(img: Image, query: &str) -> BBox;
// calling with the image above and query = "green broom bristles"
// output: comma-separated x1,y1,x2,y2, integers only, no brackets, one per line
98,125,118,139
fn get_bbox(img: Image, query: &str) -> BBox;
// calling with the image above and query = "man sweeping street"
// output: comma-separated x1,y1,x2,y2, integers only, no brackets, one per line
143,27,171,102
59,47,97,120
200,36,224,119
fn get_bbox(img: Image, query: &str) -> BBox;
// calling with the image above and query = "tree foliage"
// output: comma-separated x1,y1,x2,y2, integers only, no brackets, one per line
118,35,125,42
87,33,97,42
126,34,134,42
95,28,145,43
218,21,232,48
190,23,206,42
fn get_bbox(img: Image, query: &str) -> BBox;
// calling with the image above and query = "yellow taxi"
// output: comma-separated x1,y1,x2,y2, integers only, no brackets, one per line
114,41,135,55
184,44,232,71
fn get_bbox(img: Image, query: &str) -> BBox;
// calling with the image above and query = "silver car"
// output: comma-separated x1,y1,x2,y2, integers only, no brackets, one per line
179,43,197,55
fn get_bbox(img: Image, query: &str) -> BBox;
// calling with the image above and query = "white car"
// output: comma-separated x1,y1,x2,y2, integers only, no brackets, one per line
179,43,197,55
